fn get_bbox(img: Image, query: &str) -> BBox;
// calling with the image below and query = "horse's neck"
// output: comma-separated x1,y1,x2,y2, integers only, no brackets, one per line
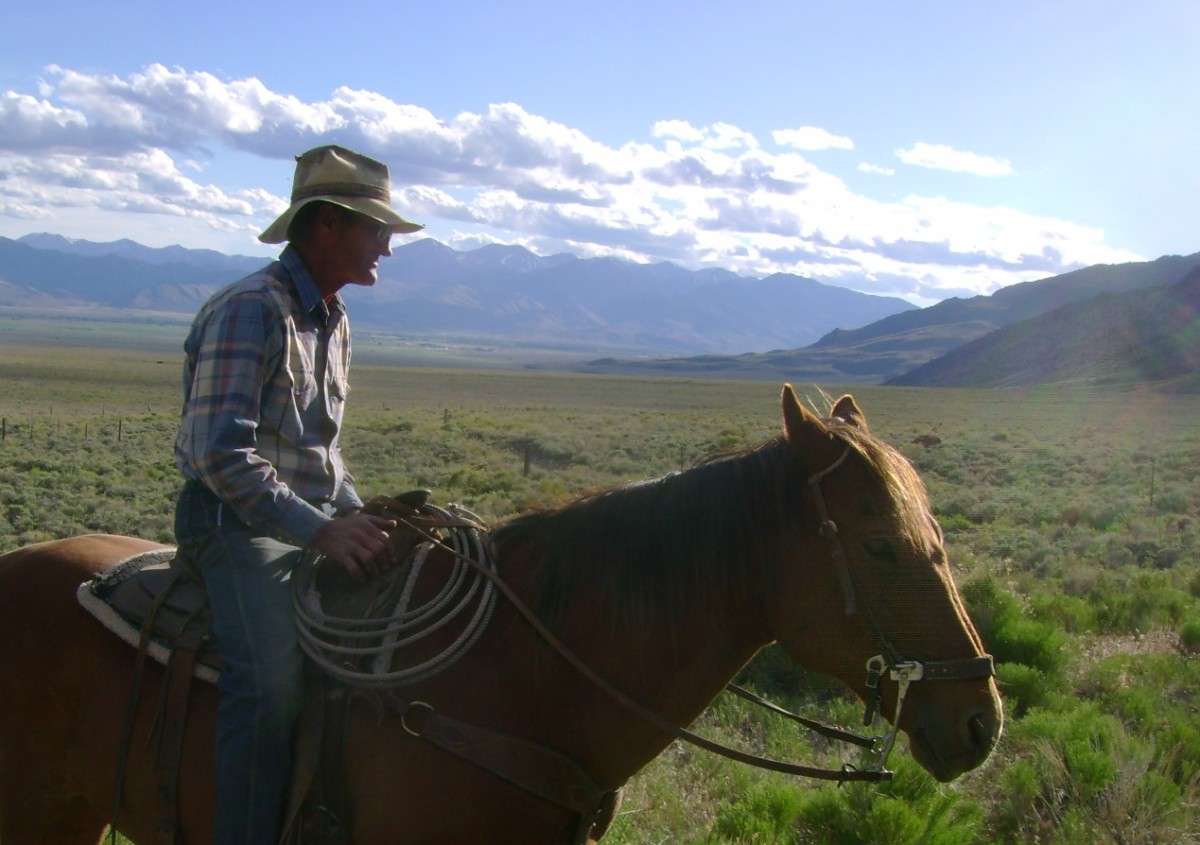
512,449,785,722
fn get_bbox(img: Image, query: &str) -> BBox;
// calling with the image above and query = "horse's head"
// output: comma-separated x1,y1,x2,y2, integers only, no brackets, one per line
768,385,1002,782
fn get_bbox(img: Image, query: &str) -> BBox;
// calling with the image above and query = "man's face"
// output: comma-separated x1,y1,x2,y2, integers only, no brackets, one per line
334,211,393,287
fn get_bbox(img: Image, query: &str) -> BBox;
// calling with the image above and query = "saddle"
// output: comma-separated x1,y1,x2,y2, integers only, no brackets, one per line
77,493,621,845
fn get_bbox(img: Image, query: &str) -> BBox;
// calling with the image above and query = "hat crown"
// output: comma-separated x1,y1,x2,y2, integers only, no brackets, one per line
292,145,391,204
258,144,422,244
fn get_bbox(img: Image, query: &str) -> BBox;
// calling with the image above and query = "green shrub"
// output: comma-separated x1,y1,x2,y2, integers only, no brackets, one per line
991,697,1199,843
1090,571,1191,633
1078,652,1200,787
790,759,983,845
1181,615,1200,654
1027,591,1093,633
990,617,1069,674
962,577,1068,674
713,781,805,844
996,663,1057,719
959,577,1021,641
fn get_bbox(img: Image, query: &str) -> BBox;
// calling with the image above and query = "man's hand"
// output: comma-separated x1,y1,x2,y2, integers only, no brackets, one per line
314,511,398,580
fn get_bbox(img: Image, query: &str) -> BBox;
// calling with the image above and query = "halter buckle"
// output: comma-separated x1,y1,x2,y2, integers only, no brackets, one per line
889,661,924,683
865,655,885,689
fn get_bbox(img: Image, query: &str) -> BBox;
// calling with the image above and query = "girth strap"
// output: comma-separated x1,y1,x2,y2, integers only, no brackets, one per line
152,622,205,845
385,695,615,815
109,568,209,842
279,674,329,845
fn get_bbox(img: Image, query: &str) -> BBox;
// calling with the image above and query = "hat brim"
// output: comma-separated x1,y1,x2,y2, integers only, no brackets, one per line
258,195,424,244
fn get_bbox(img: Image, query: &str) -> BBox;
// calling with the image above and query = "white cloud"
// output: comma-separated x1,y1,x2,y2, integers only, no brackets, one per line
772,126,854,151
858,162,896,176
651,119,704,143
652,119,757,151
895,142,1013,177
0,90,90,150
0,64,1143,301
703,122,759,151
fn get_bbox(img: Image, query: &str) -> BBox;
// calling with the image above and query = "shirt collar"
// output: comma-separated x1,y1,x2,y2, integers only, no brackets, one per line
280,245,346,315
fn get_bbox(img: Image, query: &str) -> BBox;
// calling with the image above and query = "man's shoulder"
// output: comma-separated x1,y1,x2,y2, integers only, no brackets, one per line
202,261,295,311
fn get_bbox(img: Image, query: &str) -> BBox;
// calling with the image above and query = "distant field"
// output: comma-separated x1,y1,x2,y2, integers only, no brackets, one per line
2,331,1198,844
0,309,603,370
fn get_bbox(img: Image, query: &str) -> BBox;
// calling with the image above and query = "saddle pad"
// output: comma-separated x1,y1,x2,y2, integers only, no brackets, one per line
76,549,221,684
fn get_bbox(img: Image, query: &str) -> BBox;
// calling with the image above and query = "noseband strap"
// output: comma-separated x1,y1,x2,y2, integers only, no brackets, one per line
919,654,996,681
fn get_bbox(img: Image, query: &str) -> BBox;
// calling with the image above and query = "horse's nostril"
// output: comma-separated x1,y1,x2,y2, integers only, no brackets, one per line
968,713,996,750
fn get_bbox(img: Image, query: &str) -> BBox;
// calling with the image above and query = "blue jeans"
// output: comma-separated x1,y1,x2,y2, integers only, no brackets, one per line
175,481,307,845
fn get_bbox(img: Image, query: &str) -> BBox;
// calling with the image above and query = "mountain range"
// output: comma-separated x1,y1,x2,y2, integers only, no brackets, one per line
0,234,914,356
579,252,1200,387
3,233,1199,391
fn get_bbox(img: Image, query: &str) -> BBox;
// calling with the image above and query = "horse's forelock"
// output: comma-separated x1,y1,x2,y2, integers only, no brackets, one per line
828,420,933,547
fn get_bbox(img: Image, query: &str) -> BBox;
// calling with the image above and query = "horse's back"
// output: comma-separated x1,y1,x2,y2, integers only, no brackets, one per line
0,532,165,576
0,534,164,657
0,534,172,844
0,532,162,641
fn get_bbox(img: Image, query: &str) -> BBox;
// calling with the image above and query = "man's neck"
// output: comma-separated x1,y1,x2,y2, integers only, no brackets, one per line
291,242,344,300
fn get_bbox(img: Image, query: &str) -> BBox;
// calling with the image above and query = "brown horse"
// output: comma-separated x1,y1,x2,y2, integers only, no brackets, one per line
0,387,1002,844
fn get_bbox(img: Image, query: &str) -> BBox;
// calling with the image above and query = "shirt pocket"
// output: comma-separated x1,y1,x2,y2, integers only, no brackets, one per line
328,376,349,423
292,369,319,411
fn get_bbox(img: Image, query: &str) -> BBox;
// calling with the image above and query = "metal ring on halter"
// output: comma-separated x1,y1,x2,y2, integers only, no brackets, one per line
401,701,435,737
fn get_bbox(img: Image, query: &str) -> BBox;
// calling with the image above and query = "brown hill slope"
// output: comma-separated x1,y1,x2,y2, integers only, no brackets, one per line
888,268,1200,391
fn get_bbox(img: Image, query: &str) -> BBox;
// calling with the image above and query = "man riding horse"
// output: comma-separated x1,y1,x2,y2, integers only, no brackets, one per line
173,144,422,845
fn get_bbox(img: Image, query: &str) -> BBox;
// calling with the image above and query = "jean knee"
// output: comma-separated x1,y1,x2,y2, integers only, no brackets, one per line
220,648,303,724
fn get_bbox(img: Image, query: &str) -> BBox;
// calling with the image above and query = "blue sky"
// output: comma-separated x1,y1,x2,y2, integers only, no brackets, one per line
1,0,1196,304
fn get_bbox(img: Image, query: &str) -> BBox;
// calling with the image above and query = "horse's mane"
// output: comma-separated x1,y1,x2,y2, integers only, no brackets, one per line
491,417,931,640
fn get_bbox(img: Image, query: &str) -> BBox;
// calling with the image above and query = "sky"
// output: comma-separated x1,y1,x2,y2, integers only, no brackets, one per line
1,1,1197,305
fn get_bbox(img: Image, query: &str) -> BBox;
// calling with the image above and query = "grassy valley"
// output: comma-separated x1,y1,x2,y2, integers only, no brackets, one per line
1,334,1198,843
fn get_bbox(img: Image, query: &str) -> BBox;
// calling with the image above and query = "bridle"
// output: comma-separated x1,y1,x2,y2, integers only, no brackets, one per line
804,444,996,774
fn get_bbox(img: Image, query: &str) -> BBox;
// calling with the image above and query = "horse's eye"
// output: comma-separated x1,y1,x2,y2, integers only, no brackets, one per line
863,538,898,564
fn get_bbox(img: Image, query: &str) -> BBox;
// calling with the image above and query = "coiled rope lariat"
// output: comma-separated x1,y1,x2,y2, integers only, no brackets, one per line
293,501,497,688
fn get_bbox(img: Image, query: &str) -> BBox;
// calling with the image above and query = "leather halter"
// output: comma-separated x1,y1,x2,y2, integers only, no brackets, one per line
806,444,996,773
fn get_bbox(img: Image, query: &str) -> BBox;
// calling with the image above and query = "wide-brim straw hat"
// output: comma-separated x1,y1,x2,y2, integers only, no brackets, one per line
258,144,423,244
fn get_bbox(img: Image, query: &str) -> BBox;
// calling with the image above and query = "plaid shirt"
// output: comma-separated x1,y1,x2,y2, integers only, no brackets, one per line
175,246,362,546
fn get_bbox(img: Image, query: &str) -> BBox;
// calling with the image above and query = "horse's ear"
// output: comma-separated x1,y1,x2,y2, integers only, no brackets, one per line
830,395,869,432
781,384,828,446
